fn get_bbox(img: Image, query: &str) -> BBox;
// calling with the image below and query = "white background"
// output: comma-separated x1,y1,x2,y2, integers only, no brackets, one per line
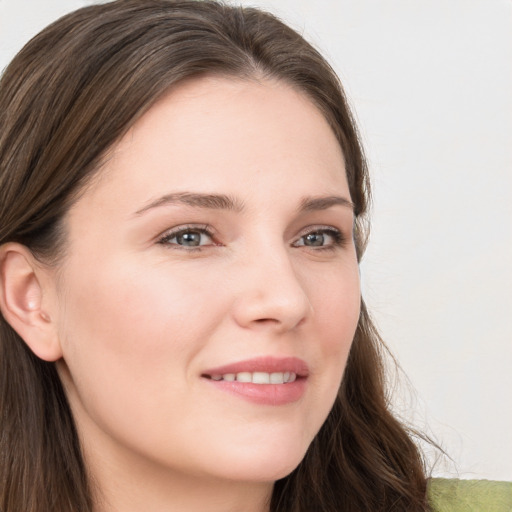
1,0,510,481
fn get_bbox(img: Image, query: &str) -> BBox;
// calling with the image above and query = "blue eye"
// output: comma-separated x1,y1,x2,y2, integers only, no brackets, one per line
293,228,344,248
302,232,326,247
159,226,214,248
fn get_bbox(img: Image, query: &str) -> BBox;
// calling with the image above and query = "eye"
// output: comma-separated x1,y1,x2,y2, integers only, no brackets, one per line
158,225,215,248
293,227,344,249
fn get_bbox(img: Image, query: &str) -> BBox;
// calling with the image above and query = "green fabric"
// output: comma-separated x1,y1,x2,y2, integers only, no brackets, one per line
428,478,512,511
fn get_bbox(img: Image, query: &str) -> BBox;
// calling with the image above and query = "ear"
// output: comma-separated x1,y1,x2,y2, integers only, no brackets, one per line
0,243,62,361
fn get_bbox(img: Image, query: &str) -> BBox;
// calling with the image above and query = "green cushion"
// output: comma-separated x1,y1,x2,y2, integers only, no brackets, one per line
428,478,512,511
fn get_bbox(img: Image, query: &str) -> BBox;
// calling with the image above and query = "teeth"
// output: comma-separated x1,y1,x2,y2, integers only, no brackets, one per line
209,372,297,384
252,372,270,384
270,372,284,384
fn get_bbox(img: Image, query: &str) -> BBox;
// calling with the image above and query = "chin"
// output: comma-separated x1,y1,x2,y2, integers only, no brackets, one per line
204,438,309,483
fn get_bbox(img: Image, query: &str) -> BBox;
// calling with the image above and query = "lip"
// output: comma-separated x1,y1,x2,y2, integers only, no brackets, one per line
201,356,309,406
202,356,309,377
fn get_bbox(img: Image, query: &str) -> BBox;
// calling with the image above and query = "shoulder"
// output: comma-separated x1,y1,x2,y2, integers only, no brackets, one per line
428,478,512,511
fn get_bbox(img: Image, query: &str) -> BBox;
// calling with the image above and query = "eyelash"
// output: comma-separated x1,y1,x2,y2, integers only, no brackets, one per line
157,225,347,251
157,224,216,251
292,226,347,251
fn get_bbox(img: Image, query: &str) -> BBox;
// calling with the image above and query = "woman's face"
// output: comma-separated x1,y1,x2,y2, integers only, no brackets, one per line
53,76,360,485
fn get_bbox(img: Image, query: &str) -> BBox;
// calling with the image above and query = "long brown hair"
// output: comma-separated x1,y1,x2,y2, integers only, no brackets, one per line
0,1,429,510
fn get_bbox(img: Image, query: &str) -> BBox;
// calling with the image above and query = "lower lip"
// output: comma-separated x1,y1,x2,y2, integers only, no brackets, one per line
204,378,307,406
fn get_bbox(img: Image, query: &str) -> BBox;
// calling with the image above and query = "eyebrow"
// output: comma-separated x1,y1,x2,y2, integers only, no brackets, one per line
134,191,354,216
134,192,245,215
298,195,355,213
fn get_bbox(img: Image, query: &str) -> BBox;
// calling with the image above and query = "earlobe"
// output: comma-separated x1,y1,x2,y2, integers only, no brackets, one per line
0,243,62,361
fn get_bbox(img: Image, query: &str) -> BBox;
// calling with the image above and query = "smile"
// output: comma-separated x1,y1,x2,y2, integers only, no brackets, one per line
207,371,297,384
202,357,308,405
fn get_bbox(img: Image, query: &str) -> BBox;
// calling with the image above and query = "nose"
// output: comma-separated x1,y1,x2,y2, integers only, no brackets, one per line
230,247,311,333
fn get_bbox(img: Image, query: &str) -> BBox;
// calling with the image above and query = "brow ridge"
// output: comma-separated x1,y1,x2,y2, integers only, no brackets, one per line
135,192,354,216
134,192,245,215
298,195,354,212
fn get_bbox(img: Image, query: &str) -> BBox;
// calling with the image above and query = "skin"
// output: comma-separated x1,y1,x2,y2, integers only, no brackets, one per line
45,76,361,511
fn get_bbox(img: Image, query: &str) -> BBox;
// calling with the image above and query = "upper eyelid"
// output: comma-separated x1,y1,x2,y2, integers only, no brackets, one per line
160,224,213,234
291,225,347,248
157,224,215,242
155,223,346,246
293,224,344,238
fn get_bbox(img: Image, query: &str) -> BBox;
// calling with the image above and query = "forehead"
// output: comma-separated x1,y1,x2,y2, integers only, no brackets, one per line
74,76,348,215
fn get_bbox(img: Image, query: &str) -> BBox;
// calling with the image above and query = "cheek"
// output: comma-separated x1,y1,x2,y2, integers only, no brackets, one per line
56,258,232,457
308,262,361,355
62,256,218,343
300,262,360,427
56,258,223,407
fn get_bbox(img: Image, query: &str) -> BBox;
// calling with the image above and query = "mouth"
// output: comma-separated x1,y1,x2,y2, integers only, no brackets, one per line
203,371,298,384
201,356,308,405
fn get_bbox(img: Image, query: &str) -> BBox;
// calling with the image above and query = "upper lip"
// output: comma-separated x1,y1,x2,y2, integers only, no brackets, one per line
202,356,309,378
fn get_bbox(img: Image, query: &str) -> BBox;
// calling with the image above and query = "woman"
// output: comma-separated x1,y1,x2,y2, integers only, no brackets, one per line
0,1,429,511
